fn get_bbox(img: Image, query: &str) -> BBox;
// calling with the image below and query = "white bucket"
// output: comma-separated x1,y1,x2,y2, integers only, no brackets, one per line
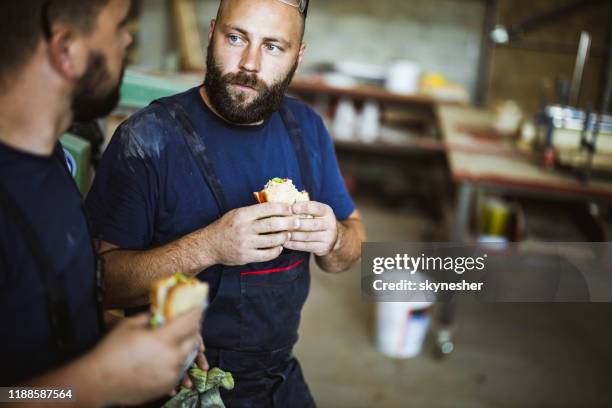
385,60,421,95
376,300,433,358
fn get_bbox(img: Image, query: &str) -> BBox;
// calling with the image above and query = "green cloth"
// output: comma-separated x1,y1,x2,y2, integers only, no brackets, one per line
162,366,235,408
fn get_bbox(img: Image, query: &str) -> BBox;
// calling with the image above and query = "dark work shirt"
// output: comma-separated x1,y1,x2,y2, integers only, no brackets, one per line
0,142,100,385
85,87,355,251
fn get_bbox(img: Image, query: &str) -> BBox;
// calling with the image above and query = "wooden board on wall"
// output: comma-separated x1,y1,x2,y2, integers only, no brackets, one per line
172,0,206,71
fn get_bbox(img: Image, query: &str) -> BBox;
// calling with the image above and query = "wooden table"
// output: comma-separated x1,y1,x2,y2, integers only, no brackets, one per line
433,105,612,356
437,105,612,242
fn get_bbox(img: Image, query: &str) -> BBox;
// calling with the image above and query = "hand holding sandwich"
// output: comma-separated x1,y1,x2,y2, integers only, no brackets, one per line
95,178,360,309
84,309,203,406
283,201,340,256
253,178,340,257
203,202,299,266
150,273,210,388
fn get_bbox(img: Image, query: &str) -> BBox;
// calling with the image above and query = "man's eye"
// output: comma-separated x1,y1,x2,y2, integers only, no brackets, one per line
228,35,243,45
265,44,281,53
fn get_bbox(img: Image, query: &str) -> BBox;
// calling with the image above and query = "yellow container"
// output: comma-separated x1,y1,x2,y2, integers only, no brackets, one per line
481,198,511,237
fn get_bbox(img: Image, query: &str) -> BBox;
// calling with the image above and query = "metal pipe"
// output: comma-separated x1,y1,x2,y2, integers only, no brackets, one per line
476,0,498,107
570,32,591,107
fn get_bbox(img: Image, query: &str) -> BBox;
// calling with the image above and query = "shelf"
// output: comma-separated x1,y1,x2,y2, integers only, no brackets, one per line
289,78,437,107
332,135,445,157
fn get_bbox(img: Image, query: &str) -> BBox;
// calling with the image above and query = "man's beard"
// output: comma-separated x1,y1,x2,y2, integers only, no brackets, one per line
203,43,298,125
72,52,125,122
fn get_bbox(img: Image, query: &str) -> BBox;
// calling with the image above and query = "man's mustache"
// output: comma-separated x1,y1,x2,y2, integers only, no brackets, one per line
225,71,267,92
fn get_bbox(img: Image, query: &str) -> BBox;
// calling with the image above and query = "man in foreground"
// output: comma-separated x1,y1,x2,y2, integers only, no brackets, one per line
0,1,204,406
86,0,367,405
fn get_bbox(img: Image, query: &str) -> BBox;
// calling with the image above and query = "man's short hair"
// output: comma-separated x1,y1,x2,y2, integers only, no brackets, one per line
0,0,109,81
218,0,309,18
216,0,309,39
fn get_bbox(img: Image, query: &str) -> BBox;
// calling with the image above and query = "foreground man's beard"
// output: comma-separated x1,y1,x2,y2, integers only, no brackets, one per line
72,52,125,122
204,42,298,125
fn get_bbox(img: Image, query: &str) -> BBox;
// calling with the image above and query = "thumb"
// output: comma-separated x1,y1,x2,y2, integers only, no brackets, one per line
120,313,151,330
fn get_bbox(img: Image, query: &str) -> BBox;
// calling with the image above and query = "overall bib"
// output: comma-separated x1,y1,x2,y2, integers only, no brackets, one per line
156,96,317,408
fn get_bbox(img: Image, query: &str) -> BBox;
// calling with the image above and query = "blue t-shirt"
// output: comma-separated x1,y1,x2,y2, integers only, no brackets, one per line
85,87,355,252
0,142,100,385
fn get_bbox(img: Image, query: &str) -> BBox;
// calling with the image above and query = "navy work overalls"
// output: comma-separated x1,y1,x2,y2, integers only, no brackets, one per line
156,95,317,408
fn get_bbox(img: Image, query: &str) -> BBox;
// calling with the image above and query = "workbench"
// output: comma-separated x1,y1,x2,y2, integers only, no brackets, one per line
434,104,612,355
437,105,612,243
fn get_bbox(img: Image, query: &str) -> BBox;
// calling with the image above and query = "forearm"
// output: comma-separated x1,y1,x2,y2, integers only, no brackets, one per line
18,354,108,408
102,228,218,308
316,218,366,273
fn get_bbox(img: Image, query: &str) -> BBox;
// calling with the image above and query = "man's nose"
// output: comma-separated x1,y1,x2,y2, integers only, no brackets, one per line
124,30,134,49
239,43,261,73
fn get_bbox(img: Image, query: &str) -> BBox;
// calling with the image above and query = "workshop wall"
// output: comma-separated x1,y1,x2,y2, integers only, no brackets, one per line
135,0,486,100
486,0,612,116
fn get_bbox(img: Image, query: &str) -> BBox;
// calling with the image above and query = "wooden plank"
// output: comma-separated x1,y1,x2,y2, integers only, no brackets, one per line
172,0,206,71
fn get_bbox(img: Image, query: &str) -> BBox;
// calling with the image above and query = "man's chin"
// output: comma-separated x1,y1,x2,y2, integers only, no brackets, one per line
229,90,259,104
72,91,120,122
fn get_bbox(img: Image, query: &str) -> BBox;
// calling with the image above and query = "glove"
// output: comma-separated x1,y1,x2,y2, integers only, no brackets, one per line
162,365,235,408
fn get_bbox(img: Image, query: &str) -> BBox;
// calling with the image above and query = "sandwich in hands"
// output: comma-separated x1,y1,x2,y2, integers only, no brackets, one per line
150,273,209,327
254,178,309,204
150,274,210,382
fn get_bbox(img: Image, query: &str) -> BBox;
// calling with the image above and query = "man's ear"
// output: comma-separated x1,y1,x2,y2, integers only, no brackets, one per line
297,42,307,69
208,19,216,44
47,26,88,81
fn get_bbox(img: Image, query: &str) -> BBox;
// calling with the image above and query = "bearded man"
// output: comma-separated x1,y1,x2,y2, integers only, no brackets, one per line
85,0,366,406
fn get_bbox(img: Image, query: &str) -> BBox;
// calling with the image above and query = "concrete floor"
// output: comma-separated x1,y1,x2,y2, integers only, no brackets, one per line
295,199,612,408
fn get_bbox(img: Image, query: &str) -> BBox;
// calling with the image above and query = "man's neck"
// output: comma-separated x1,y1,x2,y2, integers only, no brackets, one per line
199,86,264,127
0,60,71,156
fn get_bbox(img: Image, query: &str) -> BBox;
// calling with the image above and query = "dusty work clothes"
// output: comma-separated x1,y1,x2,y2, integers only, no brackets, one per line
85,87,355,407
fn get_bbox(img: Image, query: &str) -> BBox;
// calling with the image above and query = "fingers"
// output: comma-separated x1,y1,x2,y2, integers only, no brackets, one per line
293,217,328,232
245,202,293,221
284,241,328,254
253,216,300,234
157,308,202,344
292,201,329,218
251,246,284,262
180,374,193,389
288,231,327,242
195,351,209,371
254,232,291,249
198,335,205,353
195,335,209,370
120,313,151,329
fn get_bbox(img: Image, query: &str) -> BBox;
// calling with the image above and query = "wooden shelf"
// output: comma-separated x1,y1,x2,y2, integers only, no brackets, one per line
332,135,445,157
289,78,437,107
287,78,451,156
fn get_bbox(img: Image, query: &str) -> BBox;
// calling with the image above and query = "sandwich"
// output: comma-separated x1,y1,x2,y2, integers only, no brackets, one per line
254,178,309,204
150,273,209,327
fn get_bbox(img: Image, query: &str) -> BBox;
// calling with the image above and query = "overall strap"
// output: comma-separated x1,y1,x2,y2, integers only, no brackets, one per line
154,97,229,216
278,103,315,199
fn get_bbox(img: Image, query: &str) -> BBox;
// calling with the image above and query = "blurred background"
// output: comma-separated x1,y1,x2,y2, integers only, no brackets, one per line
63,1,612,406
